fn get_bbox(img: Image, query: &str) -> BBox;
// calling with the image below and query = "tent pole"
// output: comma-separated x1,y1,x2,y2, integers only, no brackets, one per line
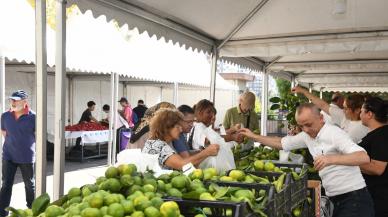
210,46,218,103
160,86,163,102
123,83,127,99
0,56,5,186
291,75,296,88
69,75,74,125
308,83,313,102
260,69,269,136
35,0,47,196
112,73,119,164
108,73,115,166
173,82,178,105
53,0,66,200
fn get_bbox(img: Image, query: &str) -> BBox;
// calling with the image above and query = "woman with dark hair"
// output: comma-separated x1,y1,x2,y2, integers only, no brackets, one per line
292,86,369,143
142,109,219,170
359,97,388,217
192,99,219,150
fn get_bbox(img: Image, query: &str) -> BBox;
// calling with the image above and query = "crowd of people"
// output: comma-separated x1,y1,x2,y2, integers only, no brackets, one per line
0,88,387,217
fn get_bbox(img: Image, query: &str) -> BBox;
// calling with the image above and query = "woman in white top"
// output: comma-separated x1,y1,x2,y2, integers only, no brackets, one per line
292,86,369,143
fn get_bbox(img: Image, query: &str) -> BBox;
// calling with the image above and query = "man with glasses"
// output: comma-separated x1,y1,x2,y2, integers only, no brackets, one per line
0,90,35,217
172,105,195,158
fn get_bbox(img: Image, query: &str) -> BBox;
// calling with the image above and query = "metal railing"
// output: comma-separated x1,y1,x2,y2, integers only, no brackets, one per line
258,114,288,136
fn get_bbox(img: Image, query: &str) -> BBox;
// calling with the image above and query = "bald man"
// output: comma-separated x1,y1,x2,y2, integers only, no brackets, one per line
239,103,374,217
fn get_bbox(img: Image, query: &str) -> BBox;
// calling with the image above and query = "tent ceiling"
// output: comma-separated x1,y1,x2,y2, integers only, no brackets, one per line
230,0,388,40
24,0,388,91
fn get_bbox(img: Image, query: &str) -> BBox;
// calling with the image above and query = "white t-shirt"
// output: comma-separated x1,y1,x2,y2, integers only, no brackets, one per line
281,123,366,196
328,106,369,143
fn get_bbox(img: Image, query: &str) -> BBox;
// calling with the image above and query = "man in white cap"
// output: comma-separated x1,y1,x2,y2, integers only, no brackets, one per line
0,90,36,217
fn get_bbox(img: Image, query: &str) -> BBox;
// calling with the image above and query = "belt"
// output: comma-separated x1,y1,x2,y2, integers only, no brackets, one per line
330,187,368,203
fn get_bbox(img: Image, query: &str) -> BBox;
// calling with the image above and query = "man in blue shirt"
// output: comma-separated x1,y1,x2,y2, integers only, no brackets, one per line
172,105,195,158
0,90,36,217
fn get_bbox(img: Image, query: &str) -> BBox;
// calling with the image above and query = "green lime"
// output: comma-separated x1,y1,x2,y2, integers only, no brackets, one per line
81,208,102,217
144,206,160,217
107,203,125,217
105,167,119,179
45,205,64,217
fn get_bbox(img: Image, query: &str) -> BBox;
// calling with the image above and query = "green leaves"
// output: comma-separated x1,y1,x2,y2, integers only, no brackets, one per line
270,104,280,110
269,97,281,103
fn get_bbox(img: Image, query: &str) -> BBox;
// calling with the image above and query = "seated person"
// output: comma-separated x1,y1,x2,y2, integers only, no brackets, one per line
142,108,219,170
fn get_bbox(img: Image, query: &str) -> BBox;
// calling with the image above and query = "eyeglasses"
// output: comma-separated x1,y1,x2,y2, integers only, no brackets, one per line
182,119,194,124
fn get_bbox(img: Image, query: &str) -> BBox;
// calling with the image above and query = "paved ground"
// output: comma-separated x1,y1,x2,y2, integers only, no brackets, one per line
9,158,109,209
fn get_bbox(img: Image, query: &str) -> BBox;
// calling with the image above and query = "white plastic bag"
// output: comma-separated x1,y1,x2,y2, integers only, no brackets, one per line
194,125,236,173
288,152,305,164
198,145,236,173
116,149,163,173
279,150,290,162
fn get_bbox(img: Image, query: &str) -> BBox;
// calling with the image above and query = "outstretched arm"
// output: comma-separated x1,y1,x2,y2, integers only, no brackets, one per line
238,128,283,150
165,144,220,169
292,86,330,114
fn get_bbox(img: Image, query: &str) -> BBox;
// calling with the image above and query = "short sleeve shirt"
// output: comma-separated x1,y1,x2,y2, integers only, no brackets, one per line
142,139,176,169
358,125,388,195
79,109,92,123
223,107,259,132
123,106,134,127
172,133,190,153
281,123,366,196
1,111,36,163
329,106,369,143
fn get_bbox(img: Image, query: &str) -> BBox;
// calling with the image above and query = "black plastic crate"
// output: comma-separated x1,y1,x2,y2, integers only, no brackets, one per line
267,162,308,209
245,171,291,216
163,198,259,217
207,181,275,217
215,171,291,217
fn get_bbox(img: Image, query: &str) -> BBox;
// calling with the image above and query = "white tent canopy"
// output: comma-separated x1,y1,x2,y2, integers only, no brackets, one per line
0,0,238,90
66,0,388,92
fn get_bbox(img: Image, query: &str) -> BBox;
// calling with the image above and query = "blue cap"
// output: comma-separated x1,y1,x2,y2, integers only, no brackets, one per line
9,90,28,100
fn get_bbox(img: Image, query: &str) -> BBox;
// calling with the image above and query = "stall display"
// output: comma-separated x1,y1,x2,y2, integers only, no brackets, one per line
65,123,109,162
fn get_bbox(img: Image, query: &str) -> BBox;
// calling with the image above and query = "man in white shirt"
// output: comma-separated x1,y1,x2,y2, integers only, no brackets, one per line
239,103,374,217
293,86,368,143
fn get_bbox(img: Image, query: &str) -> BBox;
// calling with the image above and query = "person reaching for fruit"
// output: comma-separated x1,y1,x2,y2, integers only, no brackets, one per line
142,108,220,170
239,103,374,217
292,86,368,143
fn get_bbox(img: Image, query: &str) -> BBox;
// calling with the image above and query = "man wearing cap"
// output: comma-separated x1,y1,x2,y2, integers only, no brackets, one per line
118,97,134,128
0,90,35,217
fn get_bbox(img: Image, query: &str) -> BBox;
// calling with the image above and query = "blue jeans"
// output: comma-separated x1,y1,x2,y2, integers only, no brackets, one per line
0,160,35,217
331,187,374,217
